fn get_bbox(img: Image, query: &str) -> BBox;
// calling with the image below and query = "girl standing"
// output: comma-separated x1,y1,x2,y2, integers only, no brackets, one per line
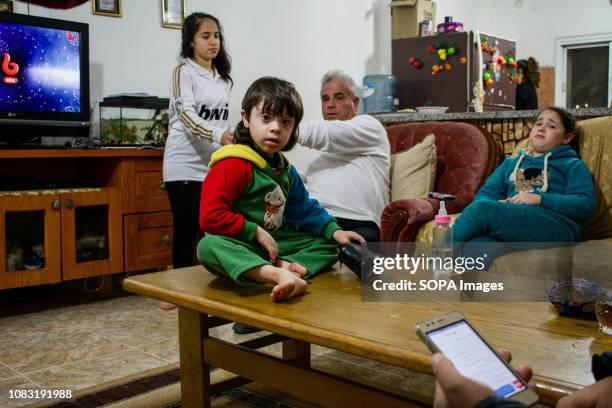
162,12,233,309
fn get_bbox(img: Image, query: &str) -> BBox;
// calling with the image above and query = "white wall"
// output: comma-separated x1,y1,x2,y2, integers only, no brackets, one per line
434,0,612,66
13,0,392,136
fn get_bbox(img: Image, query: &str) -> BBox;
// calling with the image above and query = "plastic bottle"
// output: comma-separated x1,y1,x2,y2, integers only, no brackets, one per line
362,75,396,114
432,200,453,274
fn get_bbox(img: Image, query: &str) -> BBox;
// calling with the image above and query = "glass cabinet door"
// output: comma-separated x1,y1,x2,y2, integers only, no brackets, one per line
61,188,123,280
0,194,61,289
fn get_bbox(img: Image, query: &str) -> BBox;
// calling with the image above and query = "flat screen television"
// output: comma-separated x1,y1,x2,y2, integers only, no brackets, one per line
0,13,90,146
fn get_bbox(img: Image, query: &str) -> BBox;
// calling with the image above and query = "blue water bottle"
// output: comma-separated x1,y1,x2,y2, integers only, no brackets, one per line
362,75,396,114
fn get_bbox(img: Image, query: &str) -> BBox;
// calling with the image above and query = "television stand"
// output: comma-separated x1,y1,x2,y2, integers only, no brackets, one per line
0,148,173,290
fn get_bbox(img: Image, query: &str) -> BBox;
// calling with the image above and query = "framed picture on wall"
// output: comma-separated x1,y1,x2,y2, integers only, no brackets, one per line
0,0,13,13
92,0,121,17
161,0,186,29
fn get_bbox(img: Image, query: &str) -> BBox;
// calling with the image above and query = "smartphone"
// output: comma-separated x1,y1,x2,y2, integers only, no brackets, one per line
415,311,538,406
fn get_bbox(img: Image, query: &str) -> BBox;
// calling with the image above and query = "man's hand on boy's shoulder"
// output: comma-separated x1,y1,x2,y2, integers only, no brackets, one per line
333,230,366,246
221,130,234,145
500,192,541,206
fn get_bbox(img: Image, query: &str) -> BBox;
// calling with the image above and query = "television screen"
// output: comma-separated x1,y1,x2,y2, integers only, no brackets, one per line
0,13,89,144
0,22,82,113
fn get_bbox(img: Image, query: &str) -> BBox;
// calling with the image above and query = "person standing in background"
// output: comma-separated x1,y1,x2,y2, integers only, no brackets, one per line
515,57,540,110
161,12,234,310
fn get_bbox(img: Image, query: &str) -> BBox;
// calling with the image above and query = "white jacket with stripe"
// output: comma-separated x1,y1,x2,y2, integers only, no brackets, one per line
163,58,231,182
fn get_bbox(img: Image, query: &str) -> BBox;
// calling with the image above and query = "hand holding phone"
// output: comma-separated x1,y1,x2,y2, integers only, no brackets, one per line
432,352,499,408
416,311,538,406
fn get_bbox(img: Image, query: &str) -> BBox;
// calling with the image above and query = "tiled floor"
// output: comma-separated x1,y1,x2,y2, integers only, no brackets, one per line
0,295,435,407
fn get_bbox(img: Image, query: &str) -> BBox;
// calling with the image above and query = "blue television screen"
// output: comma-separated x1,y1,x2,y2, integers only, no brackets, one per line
0,22,82,113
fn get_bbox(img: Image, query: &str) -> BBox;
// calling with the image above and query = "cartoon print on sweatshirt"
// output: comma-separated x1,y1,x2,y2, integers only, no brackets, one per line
509,150,554,194
513,167,544,193
263,185,285,230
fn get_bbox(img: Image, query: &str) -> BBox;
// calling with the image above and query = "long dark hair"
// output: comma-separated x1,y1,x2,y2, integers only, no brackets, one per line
518,57,540,88
234,77,303,152
181,12,232,86
539,106,580,153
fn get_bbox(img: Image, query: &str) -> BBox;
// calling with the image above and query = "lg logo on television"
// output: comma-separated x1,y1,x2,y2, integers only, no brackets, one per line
2,52,19,84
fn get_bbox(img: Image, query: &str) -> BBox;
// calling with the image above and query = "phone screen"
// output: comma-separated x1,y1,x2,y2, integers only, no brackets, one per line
427,320,526,398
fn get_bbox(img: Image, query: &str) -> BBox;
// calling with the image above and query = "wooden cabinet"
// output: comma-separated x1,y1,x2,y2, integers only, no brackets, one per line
0,188,123,289
60,188,123,280
0,193,61,289
0,149,171,290
124,212,172,271
121,159,172,272
121,159,171,214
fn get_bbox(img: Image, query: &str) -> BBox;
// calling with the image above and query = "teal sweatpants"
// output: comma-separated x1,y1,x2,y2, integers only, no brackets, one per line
453,200,576,267
453,200,576,243
197,230,338,285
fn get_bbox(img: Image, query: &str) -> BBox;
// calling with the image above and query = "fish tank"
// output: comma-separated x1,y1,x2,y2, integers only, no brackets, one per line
99,96,169,146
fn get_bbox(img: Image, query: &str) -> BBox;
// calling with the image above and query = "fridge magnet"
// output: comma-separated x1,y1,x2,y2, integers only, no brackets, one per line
408,57,423,69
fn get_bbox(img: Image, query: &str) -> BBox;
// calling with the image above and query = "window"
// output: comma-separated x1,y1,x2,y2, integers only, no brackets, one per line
556,34,612,108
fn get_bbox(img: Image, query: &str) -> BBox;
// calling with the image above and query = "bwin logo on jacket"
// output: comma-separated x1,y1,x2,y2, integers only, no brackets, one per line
199,103,229,121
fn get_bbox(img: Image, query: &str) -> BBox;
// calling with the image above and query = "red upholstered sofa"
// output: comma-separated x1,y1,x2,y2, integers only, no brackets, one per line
380,121,500,244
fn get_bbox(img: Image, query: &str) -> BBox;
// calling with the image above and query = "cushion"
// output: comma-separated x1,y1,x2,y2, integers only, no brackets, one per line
577,116,612,240
390,133,436,202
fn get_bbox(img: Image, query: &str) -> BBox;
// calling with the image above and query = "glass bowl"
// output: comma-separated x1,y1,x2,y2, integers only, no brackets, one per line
547,278,606,317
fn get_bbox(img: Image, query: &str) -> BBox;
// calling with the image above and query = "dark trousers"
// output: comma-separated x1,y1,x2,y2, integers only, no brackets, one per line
165,180,203,269
335,217,380,243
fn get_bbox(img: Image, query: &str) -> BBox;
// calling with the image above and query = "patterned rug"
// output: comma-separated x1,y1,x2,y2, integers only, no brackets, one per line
42,367,301,408
44,367,180,407
161,387,297,408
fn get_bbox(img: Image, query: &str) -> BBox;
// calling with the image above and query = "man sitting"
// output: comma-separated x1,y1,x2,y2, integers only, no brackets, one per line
297,70,390,242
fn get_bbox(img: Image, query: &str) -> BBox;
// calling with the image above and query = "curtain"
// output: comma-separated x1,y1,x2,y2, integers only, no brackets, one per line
16,0,89,9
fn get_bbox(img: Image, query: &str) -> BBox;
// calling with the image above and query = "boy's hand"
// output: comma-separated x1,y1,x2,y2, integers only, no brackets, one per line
221,130,234,145
255,226,278,263
501,192,541,205
333,230,366,246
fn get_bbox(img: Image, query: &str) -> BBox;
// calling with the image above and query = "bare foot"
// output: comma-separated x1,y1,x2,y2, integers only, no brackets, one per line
274,259,307,278
160,301,177,310
271,269,307,302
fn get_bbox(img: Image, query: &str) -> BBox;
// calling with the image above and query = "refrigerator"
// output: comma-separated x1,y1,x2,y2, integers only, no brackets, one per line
392,31,517,112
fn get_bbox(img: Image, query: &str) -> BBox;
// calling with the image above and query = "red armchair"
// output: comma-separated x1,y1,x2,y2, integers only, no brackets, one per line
380,121,499,244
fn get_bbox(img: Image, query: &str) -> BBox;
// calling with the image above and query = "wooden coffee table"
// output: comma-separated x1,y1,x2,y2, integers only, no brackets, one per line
123,266,612,408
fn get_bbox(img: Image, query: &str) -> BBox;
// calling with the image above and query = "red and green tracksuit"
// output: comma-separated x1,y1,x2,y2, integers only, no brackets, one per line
197,144,340,284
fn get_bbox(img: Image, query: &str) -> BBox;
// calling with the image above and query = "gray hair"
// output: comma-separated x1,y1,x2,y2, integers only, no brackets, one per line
321,70,360,99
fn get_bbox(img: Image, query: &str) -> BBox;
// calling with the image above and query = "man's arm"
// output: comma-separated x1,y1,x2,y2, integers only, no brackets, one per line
298,115,386,155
